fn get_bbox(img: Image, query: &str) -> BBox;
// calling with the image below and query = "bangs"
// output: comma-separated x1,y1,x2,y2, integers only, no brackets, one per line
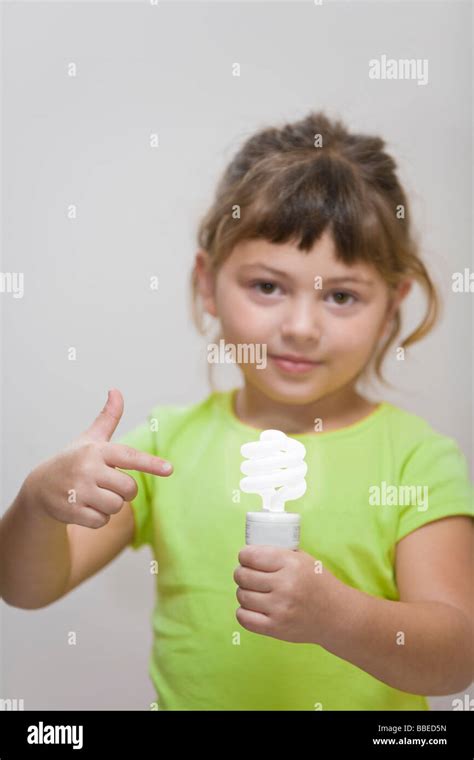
212,151,399,275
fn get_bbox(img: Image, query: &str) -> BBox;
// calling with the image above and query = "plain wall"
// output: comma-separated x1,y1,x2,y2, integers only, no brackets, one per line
1,0,472,710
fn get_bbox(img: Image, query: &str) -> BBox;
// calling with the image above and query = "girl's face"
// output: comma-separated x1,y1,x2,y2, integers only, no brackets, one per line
195,230,411,406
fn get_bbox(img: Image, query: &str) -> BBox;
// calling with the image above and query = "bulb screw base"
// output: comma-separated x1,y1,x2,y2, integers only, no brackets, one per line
245,511,301,550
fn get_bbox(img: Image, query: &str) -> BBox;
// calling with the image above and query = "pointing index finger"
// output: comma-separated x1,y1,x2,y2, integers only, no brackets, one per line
104,443,173,475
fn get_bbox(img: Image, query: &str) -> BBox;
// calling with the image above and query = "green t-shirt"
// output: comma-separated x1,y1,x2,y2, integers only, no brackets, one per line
117,389,474,711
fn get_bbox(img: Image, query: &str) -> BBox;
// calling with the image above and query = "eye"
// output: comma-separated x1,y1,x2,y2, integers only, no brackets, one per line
326,290,358,306
250,280,282,296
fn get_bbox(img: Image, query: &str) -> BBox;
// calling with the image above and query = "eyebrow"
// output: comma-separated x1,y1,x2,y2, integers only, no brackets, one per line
239,263,375,287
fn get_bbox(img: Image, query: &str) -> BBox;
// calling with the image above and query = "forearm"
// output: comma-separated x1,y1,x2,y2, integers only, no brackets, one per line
0,473,71,609
317,577,473,696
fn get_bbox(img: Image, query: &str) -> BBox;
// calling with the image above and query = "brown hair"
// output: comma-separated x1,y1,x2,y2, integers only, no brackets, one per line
190,110,440,391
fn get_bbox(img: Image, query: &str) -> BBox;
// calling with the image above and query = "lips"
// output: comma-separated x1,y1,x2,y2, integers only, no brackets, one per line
271,354,321,364
270,354,323,374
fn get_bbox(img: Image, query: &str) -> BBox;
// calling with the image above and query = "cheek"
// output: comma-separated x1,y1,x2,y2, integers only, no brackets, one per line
214,281,249,314
216,287,278,338
328,312,382,354
222,312,275,343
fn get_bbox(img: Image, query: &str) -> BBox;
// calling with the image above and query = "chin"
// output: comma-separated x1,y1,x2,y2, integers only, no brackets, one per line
247,376,330,406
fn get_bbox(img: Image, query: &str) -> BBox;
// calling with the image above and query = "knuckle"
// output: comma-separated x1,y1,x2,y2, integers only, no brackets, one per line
286,554,298,572
91,512,110,528
124,475,138,501
109,495,125,514
121,445,135,462
279,579,293,600
82,441,97,457
69,511,89,529
74,445,99,480
262,618,273,636
77,460,95,481
235,607,246,626
69,486,87,507
281,599,294,622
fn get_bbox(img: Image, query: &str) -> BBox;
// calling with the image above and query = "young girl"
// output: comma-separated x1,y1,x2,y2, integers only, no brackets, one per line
1,111,472,711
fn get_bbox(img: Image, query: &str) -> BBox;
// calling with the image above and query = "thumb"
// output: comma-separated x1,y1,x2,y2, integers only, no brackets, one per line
82,388,124,443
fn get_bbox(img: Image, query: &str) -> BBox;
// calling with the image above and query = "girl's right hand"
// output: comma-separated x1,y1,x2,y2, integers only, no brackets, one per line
26,389,173,529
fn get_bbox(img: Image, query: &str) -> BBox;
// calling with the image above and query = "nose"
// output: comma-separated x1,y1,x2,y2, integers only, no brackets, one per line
280,295,322,343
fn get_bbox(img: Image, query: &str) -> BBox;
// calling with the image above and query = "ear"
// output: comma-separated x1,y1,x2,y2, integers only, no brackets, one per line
193,250,218,318
390,279,413,317
381,279,413,336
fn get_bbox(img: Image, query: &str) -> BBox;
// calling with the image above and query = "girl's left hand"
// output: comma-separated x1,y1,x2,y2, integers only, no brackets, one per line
233,544,341,645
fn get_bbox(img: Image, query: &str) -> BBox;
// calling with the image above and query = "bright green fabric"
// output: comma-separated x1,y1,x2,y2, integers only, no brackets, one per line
117,389,474,711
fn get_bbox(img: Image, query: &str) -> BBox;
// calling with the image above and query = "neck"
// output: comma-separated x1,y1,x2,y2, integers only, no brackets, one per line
233,382,373,435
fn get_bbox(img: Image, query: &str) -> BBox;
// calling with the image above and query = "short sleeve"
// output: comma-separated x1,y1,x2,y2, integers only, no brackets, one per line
396,434,474,543
116,418,156,550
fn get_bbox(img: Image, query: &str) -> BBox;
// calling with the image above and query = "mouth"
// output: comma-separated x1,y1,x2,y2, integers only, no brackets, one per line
269,354,324,374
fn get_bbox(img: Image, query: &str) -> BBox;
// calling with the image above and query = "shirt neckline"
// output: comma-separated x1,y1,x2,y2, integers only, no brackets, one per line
217,387,391,440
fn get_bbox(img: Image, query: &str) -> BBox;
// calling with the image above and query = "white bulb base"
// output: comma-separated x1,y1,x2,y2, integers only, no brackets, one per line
245,511,301,550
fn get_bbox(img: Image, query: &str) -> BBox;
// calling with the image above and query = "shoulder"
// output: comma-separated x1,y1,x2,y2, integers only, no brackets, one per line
379,402,470,469
381,401,443,444
381,405,474,541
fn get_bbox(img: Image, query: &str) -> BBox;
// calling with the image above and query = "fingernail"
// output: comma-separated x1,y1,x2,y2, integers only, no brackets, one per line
161,462,173,473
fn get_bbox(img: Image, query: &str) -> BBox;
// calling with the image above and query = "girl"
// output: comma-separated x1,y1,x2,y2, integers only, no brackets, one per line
1,111,472,711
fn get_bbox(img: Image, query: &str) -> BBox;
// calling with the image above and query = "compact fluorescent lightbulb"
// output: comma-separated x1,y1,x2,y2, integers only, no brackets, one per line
240,429,307,549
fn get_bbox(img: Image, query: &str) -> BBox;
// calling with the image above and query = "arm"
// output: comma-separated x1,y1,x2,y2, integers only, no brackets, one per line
0,472,71,609
0,471,136,610
316,515,474,695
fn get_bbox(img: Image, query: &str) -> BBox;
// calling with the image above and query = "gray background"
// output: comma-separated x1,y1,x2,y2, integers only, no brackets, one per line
1,0,472,710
